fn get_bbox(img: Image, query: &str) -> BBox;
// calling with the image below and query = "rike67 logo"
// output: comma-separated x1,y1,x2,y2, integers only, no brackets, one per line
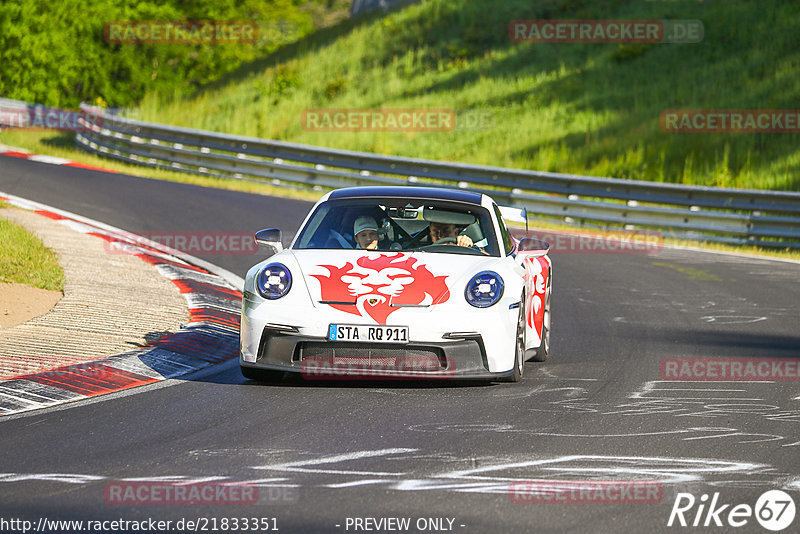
668,490,796,531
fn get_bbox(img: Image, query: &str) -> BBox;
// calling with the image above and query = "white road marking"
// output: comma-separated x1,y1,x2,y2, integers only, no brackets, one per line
700,315,767,324
252,448,417,476
325,479,395,488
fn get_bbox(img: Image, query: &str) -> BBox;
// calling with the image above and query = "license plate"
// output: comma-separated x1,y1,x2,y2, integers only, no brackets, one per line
328,324,409,343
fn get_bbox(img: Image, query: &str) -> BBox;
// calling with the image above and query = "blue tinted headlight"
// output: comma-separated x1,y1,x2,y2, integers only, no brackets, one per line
465,271,504,308
256,263,292,300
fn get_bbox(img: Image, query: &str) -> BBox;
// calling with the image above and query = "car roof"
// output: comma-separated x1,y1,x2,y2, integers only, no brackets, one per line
327,186,484,206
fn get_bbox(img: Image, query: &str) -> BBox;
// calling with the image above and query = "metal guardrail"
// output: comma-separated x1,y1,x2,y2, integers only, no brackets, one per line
2,97,799,248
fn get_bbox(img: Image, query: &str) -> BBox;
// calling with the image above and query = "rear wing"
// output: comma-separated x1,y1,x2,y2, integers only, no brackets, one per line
498,205,528,232
499,205,550,256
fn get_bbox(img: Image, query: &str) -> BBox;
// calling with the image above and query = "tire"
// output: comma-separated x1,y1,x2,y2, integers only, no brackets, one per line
531,282,551,362
506,296,526,382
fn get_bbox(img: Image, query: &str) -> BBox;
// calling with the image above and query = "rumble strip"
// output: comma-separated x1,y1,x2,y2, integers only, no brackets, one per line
0,192,242,416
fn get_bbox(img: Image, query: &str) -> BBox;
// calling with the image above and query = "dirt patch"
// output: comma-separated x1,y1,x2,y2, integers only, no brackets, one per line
0,282,62,329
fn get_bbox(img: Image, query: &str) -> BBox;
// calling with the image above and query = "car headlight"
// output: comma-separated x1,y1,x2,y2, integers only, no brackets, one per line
464,271,504,308
256,263,292,300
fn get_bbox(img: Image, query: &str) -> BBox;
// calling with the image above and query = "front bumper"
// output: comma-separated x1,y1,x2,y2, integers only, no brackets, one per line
240,325,514,381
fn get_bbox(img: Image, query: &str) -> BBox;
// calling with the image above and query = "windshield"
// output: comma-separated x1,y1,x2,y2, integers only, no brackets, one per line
293,197,499,256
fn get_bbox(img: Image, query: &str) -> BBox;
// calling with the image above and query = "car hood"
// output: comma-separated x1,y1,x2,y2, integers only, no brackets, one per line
289,249,501,324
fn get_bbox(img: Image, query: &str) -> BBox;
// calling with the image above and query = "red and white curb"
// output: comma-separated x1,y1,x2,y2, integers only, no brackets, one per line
0,192,244,416
0,146,116,173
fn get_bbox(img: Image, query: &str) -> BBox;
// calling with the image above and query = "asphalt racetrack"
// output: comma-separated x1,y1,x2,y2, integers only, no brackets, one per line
1,155,799,533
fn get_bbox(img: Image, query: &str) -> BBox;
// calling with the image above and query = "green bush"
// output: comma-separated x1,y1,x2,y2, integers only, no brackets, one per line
0,0,339,108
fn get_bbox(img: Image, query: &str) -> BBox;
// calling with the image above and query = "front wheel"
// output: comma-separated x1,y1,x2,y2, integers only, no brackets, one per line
505,297,526,382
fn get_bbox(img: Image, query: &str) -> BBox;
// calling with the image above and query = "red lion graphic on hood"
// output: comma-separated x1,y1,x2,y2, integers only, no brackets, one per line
311,253,450,324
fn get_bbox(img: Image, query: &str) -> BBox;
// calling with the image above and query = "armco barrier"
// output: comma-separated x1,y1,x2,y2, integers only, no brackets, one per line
2,97,799,248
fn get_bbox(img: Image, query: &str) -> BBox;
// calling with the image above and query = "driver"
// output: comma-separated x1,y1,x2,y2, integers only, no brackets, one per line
429,221,474,248
353,216,380,250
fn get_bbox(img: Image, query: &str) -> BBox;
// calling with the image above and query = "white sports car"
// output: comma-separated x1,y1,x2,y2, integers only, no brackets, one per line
240,186,551,382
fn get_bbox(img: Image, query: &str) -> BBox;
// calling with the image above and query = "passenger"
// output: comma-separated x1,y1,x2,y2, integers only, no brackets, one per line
353,216,380,250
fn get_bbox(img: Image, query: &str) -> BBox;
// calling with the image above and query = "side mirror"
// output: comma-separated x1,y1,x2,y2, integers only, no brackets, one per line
255,228,283,254
517,237,549,257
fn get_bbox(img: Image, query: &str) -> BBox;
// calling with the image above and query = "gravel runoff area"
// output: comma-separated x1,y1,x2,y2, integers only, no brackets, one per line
0,207,189,380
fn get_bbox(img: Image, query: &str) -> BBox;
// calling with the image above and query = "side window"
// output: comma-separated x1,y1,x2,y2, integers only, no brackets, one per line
492,204,514,255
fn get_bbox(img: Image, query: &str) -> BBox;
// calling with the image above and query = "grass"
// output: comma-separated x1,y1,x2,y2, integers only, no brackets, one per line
0,205,66,291
121,0,800,192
